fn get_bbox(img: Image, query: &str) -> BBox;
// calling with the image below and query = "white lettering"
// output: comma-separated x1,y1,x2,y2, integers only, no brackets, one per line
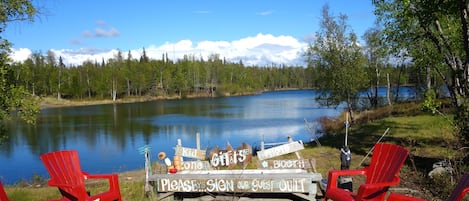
210,149,249,167
206,179,235,192
211,153,220,166
237,180,250,190
157,178,307,193
272,160,306,169
160,178,169,191
182,161,211,170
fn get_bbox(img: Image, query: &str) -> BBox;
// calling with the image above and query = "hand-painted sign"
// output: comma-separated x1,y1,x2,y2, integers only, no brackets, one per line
256,140,305,161
257,158,317,171
174,146,206,160
209,142,252,169
148,169,323,197
156,177,311,193
181,161,212,171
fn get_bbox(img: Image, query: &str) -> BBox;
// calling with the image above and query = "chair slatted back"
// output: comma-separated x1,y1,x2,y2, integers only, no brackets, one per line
366,143,409,184
356,143,409,200
40,150,88,198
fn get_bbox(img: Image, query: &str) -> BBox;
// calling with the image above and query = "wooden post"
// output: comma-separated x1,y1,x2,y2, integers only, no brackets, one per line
174,139,182,171
345,112,349,147
261,135,265,151
138,145,153,196
196,132,200,151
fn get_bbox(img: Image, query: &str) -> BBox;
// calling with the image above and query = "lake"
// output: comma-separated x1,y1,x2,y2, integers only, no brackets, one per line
0,90,341,183
0,88,418,184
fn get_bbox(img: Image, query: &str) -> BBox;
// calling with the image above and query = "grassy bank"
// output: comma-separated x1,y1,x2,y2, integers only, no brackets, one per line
38,90,263,109
2,108,462,200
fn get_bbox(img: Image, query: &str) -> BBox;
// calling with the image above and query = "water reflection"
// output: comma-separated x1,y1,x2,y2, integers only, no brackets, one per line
1,90,342,184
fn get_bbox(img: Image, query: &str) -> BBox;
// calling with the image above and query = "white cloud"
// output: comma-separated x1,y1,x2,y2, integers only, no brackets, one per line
9,48,32,62
94,27,120,37
82,28,120,38
51,48,120,65
82,20,120,38
9,33,308,67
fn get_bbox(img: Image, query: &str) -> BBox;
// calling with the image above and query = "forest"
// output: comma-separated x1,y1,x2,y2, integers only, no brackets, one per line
9,49,430,102
3,1,469,146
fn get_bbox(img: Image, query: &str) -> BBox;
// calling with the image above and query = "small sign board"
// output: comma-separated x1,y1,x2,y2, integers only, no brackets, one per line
208,142,253,169
155,177,312,193
181,161,212,171
174,146,206,160
258,158,316,170
256,140,304,161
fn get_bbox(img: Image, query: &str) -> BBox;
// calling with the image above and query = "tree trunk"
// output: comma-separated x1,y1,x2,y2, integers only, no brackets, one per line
394,65,403,103
426,66,431,90
387,73,392,106
112,80,117,102
126,79,131,96
348,104,355,123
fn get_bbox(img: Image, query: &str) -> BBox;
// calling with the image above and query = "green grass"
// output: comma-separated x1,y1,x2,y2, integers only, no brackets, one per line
2,112,463,200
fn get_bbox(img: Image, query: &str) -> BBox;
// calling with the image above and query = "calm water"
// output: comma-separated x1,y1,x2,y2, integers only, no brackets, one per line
0,90,344,184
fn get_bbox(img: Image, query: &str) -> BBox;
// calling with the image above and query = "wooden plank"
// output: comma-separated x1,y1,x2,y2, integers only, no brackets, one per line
154,177,311,193
181,161,212,171
257,159,316,170
149,170,322,194
176,169,308,174
174,146,206,160
256,141,305,161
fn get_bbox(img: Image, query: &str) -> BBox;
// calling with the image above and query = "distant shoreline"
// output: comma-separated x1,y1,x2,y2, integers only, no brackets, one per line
39,95,182,109
38,88,309,109
38,91,262,109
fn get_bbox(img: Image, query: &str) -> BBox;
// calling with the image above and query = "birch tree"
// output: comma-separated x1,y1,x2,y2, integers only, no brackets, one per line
374,0,469,145
306,4,367,121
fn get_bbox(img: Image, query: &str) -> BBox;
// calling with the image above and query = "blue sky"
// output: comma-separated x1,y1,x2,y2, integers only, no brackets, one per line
4,0,376,66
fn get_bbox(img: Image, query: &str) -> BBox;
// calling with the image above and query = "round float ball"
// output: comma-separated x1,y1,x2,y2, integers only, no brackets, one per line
169,167,177,174
158,152,166,160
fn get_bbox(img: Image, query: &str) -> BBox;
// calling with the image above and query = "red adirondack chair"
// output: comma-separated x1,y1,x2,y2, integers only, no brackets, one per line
40,150,122,201
387,173,469,201
0,181,10,201
324,143,409,201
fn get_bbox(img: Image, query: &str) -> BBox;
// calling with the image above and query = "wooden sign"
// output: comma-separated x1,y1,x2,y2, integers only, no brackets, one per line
256,140,305,161
181,161,212,171
209,142,252,169
153,174,315,193
257,158,316,171
174,146,206,160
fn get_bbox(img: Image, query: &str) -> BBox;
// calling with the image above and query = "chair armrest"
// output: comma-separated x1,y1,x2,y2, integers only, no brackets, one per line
326,169,366,191
82,172,117,180
355,176,401,198
82,172,120,190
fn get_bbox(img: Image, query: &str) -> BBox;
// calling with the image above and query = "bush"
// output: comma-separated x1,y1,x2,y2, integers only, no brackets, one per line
319,103,423,134
318,116,343,134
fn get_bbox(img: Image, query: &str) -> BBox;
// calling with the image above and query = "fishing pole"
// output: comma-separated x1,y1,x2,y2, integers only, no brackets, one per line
358,128,390,167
